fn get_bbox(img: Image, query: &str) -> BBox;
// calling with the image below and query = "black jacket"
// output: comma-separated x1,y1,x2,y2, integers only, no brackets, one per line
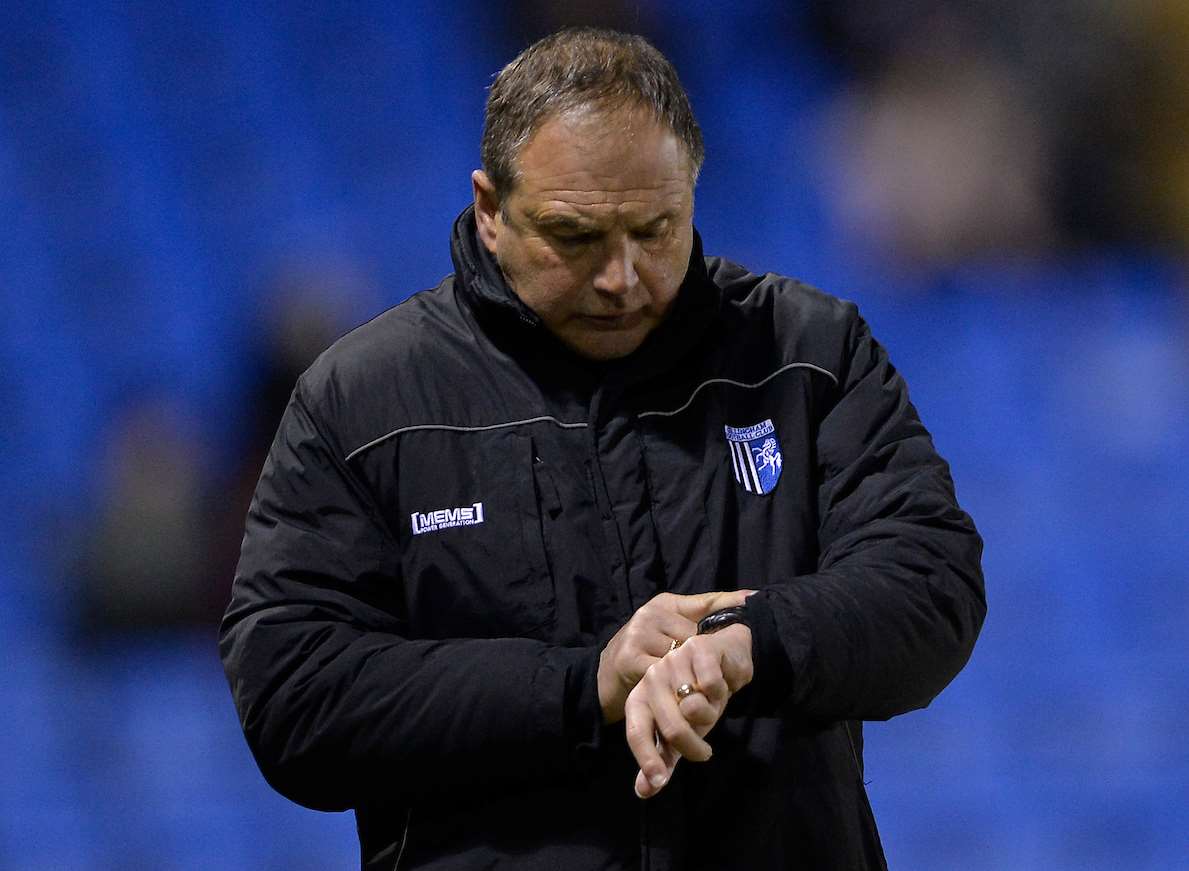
220,208,986,870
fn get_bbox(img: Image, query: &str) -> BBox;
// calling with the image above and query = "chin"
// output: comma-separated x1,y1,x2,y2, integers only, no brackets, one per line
565,333,647,361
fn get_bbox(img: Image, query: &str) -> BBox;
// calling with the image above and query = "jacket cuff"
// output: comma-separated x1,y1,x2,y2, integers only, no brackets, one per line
732,591,795,715
542,645,608,767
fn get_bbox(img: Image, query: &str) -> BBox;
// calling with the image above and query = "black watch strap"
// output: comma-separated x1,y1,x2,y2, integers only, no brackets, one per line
697,605,749,635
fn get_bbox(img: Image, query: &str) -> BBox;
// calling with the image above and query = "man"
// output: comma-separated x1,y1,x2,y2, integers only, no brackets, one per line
220,28,985,871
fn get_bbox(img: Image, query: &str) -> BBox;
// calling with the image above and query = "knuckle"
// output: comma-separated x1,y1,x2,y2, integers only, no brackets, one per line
692,645,717,670
725,668,747,691
658,722,686,744
624,719,650,742
682,701,714,726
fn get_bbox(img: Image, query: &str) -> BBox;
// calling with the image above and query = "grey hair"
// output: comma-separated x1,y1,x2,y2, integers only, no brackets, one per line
480,27,705,201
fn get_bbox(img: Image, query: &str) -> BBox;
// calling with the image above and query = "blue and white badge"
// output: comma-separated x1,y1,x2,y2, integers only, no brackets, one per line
724,419,783,495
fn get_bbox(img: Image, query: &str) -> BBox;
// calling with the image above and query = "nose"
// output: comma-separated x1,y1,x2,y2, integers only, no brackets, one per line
592,235,640,298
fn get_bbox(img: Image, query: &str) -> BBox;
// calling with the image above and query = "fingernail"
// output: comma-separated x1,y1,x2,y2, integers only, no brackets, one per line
649,773,668,789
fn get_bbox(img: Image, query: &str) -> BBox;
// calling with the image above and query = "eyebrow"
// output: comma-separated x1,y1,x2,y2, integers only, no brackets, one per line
534,214,596,233
532,211,674,234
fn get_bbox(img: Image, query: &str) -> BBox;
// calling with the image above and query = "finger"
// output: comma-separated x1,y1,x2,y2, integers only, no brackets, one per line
625,610,698,659
715,624,755,693
624,691,669,794
675,647,726,732
666,650,718,727
688,638,730,709
648,646,718,731
650,612,699,654
651,608,694,651
635,740,681,799
645,667,713,763
670,588,756,621
676,690,718,730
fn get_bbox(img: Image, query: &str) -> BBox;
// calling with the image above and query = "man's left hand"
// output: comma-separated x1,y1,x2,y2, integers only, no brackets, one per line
624,622,753,799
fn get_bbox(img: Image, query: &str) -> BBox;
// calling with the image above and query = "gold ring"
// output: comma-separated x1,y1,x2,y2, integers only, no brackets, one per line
668,638,682,653
675,683,700,701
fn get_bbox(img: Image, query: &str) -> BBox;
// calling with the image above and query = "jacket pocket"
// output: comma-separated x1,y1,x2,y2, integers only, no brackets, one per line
397,428,557,640
490,431,556,633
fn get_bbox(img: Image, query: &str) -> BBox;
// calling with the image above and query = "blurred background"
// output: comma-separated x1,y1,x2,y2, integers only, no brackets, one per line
2,1,1187,868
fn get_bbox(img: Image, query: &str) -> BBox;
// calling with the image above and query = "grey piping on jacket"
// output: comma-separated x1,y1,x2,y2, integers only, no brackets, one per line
636,361,838,419
345,416,588,462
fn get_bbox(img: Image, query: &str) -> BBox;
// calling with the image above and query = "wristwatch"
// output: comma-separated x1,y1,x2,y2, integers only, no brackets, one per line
697,605,749,635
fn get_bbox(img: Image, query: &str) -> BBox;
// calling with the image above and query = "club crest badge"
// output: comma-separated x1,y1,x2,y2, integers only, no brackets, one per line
724,419,783,495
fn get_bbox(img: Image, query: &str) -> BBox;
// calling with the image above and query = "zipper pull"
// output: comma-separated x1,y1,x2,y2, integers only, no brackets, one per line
533,455,564,519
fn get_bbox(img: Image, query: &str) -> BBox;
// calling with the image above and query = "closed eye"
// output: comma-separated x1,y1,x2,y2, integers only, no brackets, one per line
632,219,670,242
552,231,601,248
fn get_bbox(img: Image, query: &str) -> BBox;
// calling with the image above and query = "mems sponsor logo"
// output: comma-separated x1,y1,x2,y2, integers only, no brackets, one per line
411,502,485,536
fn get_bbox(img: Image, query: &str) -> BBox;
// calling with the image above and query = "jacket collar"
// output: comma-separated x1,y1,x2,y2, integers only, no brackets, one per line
449,205,721,388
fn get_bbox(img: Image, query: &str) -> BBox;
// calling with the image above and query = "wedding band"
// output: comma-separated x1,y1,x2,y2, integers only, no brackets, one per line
668,638,682,652
675,683,700,701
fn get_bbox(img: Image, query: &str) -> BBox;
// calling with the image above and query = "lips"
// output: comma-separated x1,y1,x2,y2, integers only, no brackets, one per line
580,312,643,330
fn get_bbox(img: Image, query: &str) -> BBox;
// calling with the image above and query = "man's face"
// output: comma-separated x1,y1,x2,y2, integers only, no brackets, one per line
473,105,695,360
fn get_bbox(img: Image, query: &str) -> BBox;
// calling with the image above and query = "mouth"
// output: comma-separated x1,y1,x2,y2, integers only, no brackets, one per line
579,312,643,330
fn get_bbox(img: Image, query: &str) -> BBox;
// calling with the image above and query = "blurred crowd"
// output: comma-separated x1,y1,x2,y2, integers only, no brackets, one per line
2,3,1186,869
813,0,1189,264
78,262,368,633
41,0,1184,641
62,0,1189,637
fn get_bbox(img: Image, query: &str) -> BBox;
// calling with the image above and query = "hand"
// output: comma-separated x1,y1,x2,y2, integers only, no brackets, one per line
597,590,753,725
625,622,753,799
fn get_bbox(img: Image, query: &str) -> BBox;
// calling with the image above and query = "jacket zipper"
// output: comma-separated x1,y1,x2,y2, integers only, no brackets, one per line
391,808,412,871
843,720,867,784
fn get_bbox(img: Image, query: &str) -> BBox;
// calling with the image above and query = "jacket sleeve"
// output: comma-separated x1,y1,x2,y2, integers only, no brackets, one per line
218,383,604,812
745,311,986,722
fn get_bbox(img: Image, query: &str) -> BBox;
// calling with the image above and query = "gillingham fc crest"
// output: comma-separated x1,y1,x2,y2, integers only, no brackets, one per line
725,419,783,495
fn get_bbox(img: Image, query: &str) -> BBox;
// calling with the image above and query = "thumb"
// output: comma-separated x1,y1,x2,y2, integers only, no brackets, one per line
672,588,757,619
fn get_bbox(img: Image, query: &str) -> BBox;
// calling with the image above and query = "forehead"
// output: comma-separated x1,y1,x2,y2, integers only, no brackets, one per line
509,105,694,220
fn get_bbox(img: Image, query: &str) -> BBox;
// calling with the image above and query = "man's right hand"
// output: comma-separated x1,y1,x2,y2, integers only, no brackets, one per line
597,589,753,724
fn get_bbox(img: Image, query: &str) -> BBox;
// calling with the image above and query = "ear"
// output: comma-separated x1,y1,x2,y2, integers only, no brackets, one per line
471,169,502,255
